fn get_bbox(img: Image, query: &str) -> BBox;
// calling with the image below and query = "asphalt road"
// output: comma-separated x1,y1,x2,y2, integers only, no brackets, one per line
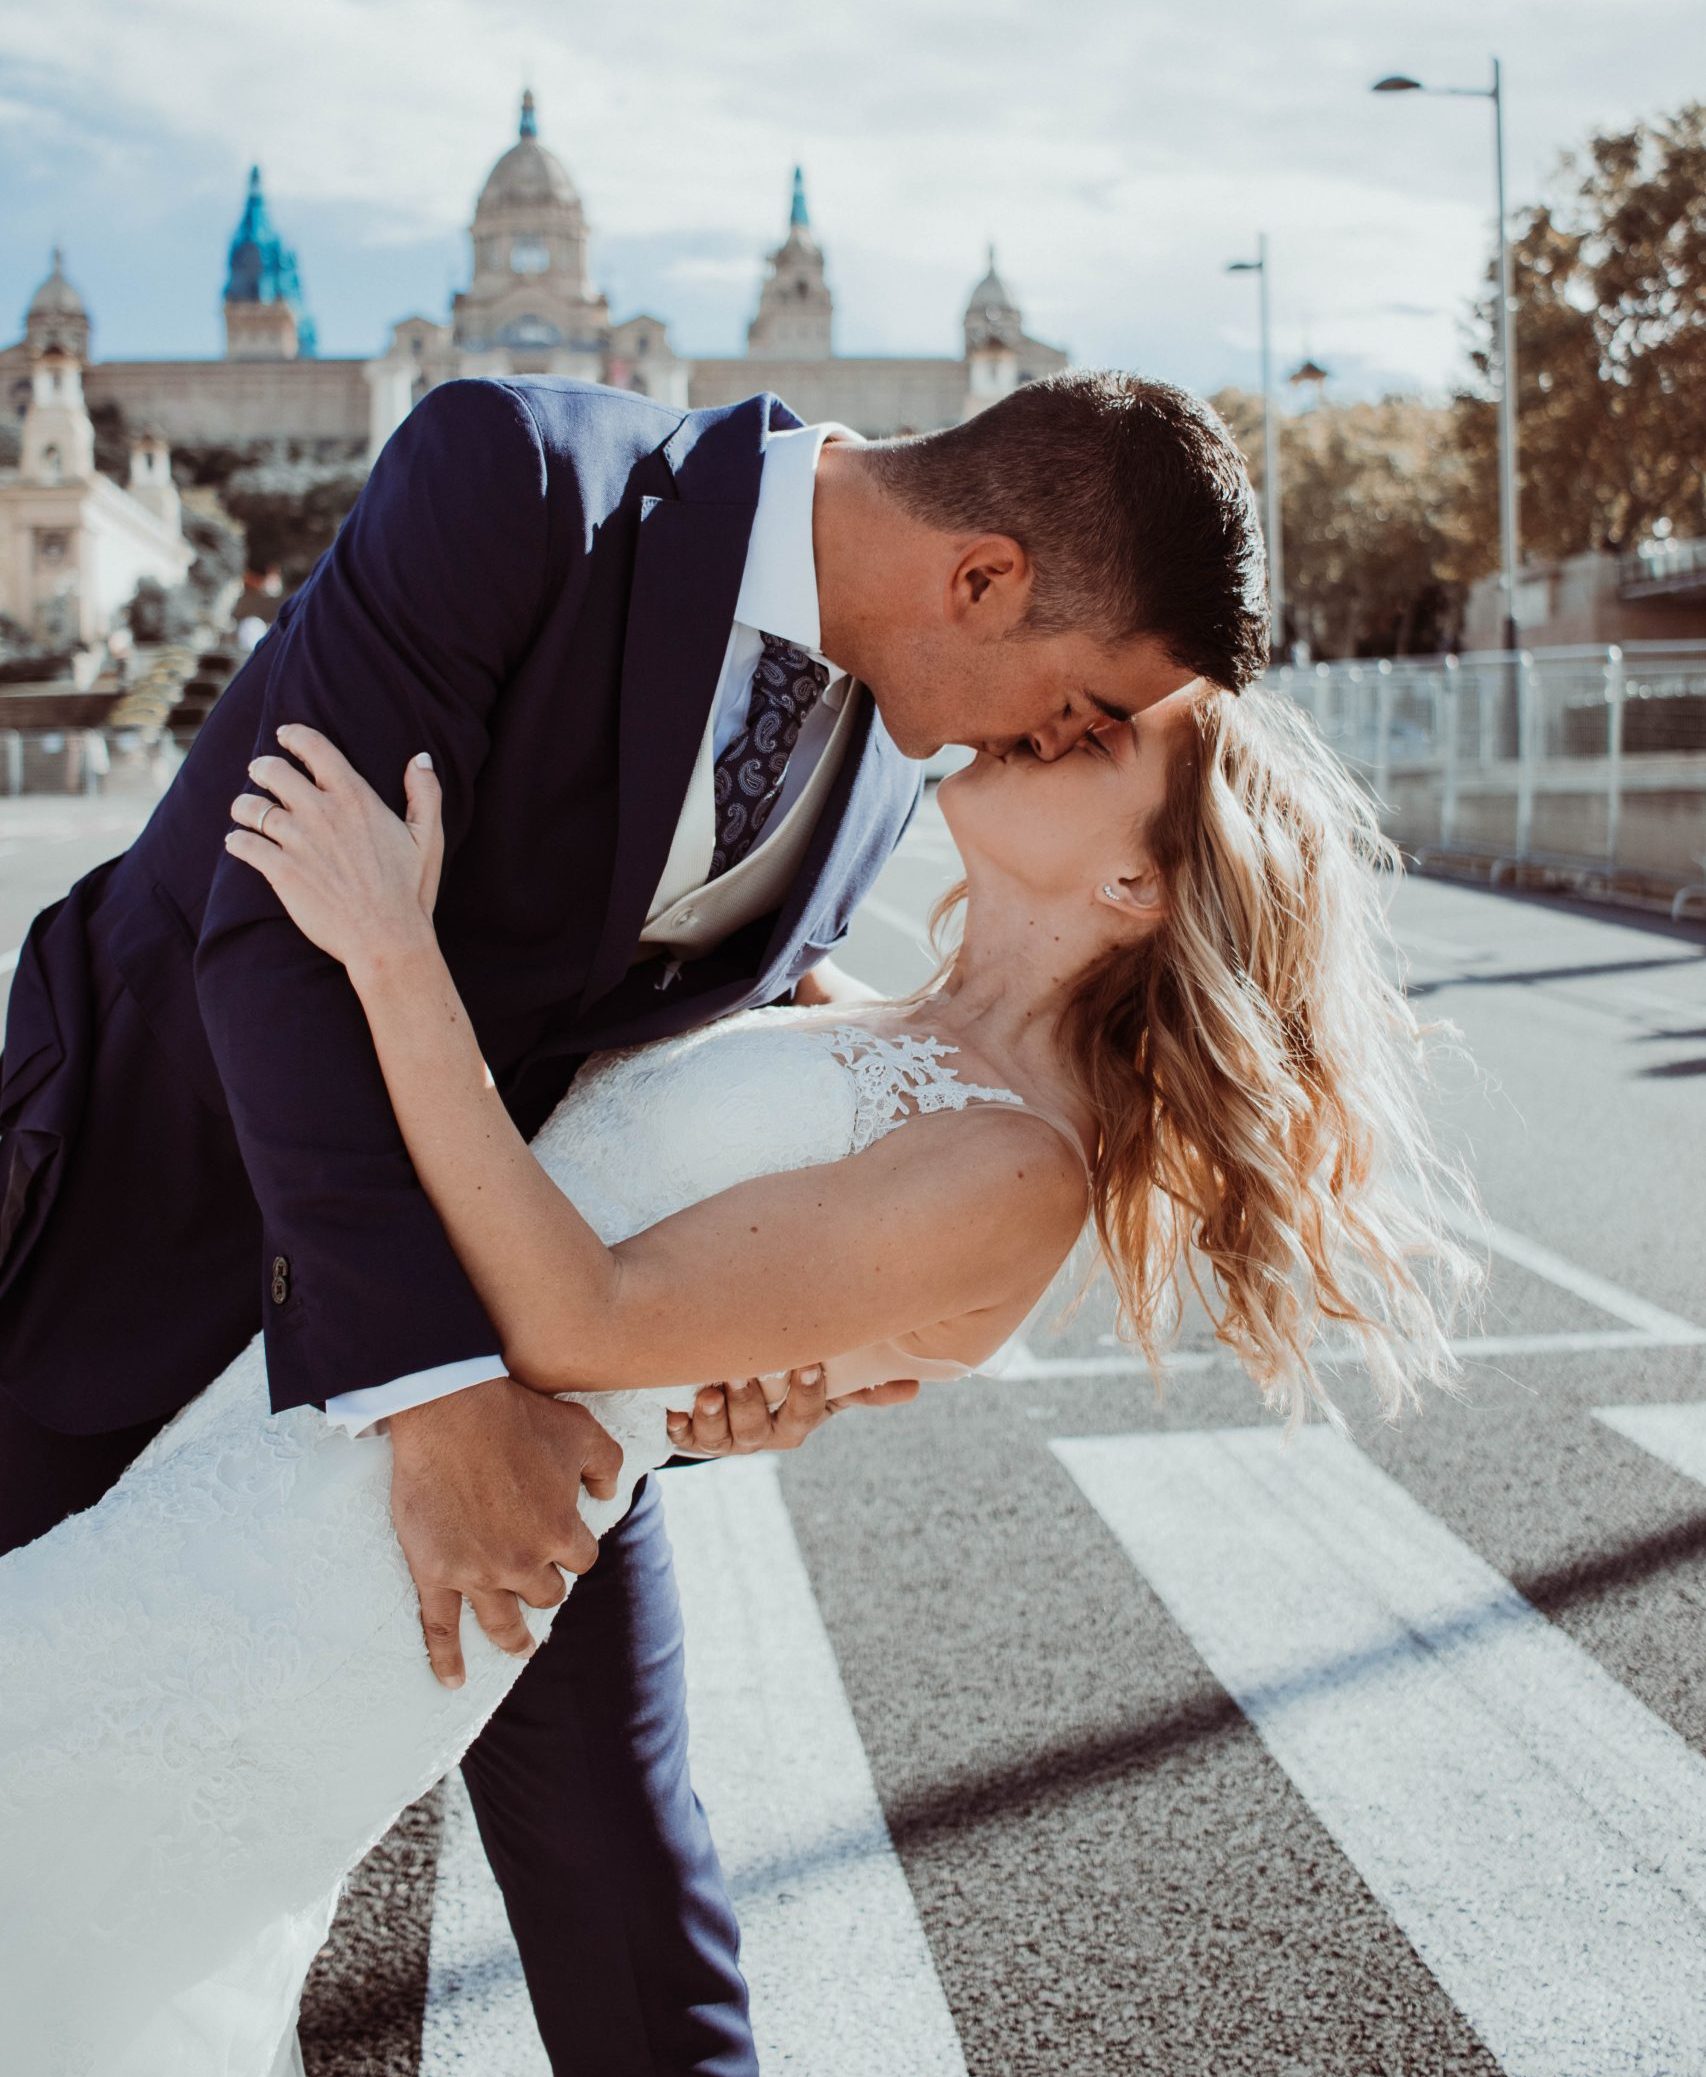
5,780,1706,2075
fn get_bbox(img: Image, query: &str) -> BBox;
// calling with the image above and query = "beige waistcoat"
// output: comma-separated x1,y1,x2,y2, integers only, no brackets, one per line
634,679,865,960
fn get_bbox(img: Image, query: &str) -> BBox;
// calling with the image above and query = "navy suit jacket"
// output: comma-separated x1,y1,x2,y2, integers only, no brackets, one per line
0,378,921,1427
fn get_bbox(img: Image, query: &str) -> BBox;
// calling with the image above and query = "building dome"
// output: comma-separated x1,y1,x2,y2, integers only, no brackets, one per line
476,91,580,215
967,250,1013,313
28,247,86,322
24,246,92,360
456,89,601,356
965,245,1023,352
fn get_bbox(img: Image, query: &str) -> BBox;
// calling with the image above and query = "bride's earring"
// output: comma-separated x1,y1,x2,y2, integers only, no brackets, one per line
1101,883,1121,900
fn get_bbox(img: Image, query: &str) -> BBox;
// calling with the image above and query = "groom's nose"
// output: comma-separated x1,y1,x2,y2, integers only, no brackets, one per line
1028,710,1093,762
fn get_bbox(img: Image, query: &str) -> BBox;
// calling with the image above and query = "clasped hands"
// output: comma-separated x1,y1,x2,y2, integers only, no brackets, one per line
388,1366,919,1689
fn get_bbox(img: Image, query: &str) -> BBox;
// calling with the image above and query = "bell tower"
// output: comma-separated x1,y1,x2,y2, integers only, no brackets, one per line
747,168,833,359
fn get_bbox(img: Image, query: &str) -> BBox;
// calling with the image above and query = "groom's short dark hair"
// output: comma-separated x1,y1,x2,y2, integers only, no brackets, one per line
864,370,1270,690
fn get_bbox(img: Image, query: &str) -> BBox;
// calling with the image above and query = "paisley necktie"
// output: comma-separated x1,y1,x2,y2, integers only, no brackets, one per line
709,631,831,878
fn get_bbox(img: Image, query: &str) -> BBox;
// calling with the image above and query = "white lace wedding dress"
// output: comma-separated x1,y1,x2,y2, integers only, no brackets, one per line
0,1004,1047,2077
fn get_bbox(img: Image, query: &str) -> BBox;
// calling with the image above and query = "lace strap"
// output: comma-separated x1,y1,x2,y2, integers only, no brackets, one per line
824,1024,1045,1156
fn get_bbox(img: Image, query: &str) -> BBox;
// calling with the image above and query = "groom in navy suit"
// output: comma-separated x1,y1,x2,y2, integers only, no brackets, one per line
0,368,1266,2071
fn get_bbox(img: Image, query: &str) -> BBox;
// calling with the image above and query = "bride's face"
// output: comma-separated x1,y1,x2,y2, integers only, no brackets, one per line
938,685,1194,908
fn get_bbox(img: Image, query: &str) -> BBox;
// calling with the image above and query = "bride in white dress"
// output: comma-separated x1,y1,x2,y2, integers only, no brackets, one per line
0,683,1481,2074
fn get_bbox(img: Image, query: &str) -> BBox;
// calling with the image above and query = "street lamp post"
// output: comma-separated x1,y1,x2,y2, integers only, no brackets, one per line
1227,234,1286,659
1374,59,1520,654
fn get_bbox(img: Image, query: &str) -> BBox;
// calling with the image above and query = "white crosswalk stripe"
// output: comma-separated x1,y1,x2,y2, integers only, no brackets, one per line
1593,1401,1706,1487
418,1775,551,2074
665,1460,969,2076
1055,1425,1706,2077
411,1463,967,2074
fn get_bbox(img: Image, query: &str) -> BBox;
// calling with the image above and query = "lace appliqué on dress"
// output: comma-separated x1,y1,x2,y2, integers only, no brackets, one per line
824,1025,1026,1154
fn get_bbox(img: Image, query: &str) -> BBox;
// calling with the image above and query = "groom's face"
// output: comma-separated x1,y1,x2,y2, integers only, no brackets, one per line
872,620,1200,764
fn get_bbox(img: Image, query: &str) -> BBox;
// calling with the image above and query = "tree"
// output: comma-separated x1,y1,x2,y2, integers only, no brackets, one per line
1214,388,1473,658
219,453,369,586
1457,101,1706,564
126,574,204,645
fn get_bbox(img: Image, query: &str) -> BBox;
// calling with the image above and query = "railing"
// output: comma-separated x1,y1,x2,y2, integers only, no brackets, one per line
1619,538,1706,601
1268,643,1706,917
0,726,183,800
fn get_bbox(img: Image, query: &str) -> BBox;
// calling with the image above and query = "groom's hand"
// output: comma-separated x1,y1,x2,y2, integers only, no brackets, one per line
387,1377,623,1688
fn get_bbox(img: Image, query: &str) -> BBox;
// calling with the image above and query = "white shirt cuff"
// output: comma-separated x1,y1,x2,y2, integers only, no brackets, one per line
322,1355,506,1438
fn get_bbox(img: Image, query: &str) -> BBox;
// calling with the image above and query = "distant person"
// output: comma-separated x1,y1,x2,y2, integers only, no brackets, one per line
233,563,285,656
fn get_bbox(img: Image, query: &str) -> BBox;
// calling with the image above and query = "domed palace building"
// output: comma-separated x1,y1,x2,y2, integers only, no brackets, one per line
2,91,1067,471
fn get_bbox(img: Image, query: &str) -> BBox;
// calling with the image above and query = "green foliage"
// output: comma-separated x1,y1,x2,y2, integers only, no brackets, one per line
125,575,203,644
218,453,370,585
1459,101,1706,561
1215,388,1472,659
179,488,247,612
1220,99,1706,656
94,424,368,593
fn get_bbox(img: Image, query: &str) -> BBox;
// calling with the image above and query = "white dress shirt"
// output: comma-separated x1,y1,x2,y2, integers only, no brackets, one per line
323,419,860,1436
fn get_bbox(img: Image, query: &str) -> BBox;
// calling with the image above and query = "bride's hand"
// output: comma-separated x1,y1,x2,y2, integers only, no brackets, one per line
226,724,444,975
664,1366,921,1456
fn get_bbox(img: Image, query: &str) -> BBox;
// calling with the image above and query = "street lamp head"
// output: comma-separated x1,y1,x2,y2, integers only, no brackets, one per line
1372,74,1423,93
1226,259,1261,274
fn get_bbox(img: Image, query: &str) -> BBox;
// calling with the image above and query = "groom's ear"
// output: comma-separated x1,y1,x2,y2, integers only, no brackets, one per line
948,534,1032,630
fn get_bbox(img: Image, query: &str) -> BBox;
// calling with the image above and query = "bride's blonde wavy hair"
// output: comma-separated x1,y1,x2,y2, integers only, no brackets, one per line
932,686,1486,1437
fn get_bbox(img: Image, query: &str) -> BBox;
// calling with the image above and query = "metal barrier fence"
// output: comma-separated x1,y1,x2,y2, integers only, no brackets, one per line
1268,643,1706,913
0,727,183,801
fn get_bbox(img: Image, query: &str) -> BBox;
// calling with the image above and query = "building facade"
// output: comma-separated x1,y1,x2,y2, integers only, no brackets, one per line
1463,545,1706,650
3,92,1068,466
0,291,192,647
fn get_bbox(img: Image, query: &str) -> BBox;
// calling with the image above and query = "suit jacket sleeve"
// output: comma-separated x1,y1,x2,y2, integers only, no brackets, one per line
194,378,557,1414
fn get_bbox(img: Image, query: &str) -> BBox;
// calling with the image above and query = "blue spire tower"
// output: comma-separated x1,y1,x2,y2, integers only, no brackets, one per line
748,164,831,357
223,165,318,359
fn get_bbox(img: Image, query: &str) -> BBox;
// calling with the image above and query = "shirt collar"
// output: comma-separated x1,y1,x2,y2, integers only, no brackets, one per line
733,419,862,672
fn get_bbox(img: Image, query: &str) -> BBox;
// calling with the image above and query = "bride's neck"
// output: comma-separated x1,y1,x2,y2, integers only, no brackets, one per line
909,883,1102,1092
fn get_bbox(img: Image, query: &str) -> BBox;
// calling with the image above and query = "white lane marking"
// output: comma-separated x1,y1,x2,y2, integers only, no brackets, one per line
1054,1427,1706,2077
1000,1326,1698,1387
1396,929,1492,963
1593,1402,1706,1487
665,1459,969,2077
1447,1210,1705,1343
1454,1325,1706,1357
418,1773,551,2076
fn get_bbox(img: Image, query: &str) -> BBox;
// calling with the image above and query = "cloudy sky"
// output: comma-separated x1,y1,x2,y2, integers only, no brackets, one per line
2,0,1700,403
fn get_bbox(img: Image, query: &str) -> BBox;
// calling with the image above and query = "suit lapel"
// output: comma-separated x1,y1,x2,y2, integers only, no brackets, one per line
578,494,754,1011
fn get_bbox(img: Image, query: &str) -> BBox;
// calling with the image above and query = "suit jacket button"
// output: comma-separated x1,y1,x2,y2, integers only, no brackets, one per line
271,1256,290,1305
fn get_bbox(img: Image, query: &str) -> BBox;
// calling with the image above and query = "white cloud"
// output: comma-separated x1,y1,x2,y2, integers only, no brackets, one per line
1,0,1700,393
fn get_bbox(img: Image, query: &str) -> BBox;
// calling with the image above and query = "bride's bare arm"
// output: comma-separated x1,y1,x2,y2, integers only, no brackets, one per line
339,935,1081,1391
226,725,1085,1395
